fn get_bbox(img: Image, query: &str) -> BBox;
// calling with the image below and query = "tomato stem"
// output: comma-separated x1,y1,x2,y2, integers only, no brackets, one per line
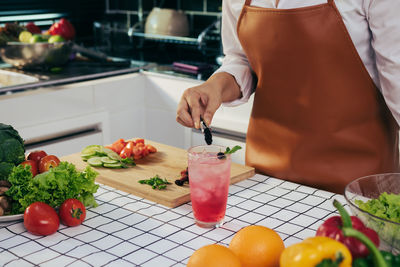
71,208,83,219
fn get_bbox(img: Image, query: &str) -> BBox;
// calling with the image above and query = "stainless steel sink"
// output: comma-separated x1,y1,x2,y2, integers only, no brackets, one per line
0,70,39,88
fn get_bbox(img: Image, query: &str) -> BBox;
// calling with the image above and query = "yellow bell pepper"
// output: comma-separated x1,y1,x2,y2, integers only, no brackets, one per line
280,236,352,267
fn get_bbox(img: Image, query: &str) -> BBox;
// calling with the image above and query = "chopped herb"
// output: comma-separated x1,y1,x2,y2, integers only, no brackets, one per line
138,175,171,190
121,157,136,167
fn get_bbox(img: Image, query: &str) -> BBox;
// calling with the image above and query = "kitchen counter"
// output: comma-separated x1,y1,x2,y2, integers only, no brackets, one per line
0,60,147,95
0,60,217,95
0,174,345,266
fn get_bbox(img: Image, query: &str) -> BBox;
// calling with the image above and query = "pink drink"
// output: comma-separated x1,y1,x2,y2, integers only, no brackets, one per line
188,145,231,228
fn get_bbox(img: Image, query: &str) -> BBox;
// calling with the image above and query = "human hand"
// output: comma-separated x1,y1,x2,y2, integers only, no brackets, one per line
176,82,222,129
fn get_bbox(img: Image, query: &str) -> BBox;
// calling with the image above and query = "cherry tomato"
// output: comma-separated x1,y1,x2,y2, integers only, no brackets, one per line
59,199,86,227
141,146,150,157
20,160,38,177
146,144,157,153
136,142,145,147
38,155,60,173
120,141,134,159
27,150,47,163
110,139,126,154
24,202,59,236
132,146,142,158
135,138,145,145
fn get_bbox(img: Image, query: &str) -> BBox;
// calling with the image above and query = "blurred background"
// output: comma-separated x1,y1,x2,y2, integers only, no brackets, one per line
0,0,223,64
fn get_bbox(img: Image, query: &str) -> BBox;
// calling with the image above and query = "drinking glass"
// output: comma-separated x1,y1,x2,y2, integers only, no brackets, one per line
188,145,231,228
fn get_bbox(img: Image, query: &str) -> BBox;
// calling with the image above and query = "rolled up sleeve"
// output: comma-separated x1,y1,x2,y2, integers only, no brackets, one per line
214,0,256,107
367,0,400,126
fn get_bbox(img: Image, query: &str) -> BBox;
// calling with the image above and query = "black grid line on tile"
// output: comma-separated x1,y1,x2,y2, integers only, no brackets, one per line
0,175,343,267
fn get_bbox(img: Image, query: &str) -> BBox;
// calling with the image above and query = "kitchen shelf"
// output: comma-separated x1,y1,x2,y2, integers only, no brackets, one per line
128,19,221,51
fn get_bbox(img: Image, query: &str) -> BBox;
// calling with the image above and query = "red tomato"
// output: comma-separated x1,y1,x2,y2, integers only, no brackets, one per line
20,160,38,177
132,146,141,156
136,142,145,147
146,144,157,153
24,202,59,236
59,198,86,227
38,155,60,173
120,141,134,159
119,141,135,159
135,138,145,145
141,146,150,157
27,150,47,163
110,139,126,154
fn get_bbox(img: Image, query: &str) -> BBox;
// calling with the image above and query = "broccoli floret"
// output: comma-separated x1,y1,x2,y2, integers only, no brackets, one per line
0,123,25,181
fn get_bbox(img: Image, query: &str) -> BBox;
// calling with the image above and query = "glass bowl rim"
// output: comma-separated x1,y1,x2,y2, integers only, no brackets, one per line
344,172,400,226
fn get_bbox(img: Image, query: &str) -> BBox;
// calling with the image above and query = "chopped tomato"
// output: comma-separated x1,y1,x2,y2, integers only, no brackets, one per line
110,138,126,154
132,146,142,157
136,142,145,147
133,154,142,160
141,146,150,157
120,141,134,159
135,138,145,144
146,144,157,153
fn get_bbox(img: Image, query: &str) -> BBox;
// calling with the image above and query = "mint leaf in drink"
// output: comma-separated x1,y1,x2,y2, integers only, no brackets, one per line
218,145,242,160
225,145,242,154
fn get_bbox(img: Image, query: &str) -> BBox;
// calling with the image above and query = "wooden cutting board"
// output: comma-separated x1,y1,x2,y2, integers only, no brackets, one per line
61,140,255,208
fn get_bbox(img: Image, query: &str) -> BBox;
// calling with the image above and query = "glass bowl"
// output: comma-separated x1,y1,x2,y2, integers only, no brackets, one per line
344,173,400,254
0,41,72,69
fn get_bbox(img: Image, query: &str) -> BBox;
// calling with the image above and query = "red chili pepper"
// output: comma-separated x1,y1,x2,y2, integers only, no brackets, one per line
316,200,380,258
48,18,75,40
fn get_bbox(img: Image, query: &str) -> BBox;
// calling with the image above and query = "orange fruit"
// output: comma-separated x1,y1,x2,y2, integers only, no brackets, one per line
229,225,285,267
187,244,241,267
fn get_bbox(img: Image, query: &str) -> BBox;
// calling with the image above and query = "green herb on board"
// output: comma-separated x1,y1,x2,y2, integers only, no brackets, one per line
138,175,171,190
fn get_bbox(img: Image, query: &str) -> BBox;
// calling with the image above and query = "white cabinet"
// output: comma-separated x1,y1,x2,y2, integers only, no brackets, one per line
0,71,253,159
0,82,110,156
143,72,201,149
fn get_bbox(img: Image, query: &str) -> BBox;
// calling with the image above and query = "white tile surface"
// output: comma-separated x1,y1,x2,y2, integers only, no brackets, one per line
1,173,342,267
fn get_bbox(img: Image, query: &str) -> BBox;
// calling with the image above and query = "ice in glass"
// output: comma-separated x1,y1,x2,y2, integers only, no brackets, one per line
188,145,231,228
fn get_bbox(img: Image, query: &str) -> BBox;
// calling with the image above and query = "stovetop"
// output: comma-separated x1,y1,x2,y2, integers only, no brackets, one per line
0,59,149,94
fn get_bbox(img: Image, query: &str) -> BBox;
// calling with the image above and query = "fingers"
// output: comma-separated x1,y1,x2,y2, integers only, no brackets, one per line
177,85,222,129
176,98,194,128
186,93,202,129
203,96,221,126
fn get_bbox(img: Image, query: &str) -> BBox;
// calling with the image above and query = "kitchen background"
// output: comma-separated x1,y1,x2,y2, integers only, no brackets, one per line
1,0,252,163
0,0,223,65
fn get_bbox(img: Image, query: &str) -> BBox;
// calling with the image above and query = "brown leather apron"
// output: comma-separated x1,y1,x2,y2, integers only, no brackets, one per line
238,0,399,193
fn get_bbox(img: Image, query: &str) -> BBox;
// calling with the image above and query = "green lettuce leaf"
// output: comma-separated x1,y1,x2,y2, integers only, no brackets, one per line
6,162,99,214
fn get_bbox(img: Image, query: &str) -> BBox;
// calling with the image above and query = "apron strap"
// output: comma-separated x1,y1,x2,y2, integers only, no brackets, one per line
327,0,334,4
244,0,251,6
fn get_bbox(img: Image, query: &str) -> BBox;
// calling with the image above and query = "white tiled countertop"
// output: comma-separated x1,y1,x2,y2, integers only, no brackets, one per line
0,174,345,267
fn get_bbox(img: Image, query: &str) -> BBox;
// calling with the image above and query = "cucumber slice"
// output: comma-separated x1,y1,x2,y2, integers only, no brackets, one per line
81,151,96,158
107,151,121,161
103,163,122,168
82,145,102,155
102,147,114,154
101,156,118,164
87,157,103,167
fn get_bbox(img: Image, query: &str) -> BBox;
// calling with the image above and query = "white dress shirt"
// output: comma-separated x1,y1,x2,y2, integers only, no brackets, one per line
216,0,400,126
